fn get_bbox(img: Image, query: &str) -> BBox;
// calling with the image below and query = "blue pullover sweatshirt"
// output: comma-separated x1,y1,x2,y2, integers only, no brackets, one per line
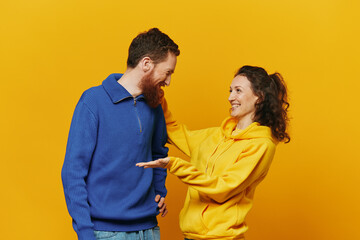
61,73,168,240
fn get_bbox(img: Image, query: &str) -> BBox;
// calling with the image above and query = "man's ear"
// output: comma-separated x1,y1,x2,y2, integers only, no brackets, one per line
140,57,153,72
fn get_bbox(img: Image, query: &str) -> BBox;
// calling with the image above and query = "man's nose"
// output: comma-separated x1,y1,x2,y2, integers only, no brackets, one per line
165,77,171,86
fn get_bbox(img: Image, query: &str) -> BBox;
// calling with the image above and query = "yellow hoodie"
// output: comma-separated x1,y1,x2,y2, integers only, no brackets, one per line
162,99,277,240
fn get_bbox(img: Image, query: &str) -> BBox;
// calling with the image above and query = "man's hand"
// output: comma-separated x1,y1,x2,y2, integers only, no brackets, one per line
155,194,168,217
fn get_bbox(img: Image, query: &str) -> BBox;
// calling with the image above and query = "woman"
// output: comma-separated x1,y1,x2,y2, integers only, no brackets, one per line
137,65,290,240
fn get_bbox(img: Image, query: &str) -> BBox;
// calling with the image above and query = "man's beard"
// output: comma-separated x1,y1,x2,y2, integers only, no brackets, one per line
138,72,165,108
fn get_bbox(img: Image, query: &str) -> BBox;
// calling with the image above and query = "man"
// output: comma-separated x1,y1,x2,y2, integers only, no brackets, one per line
61,28,180,240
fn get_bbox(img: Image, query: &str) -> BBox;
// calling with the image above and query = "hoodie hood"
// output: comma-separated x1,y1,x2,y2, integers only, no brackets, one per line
221,117,276,143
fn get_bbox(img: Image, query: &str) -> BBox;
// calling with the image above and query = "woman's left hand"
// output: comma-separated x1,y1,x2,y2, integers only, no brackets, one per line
136,157,170,169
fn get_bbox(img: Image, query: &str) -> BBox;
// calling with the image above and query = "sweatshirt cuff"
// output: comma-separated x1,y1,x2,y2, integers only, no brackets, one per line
165,157,177,170
78,228,96,240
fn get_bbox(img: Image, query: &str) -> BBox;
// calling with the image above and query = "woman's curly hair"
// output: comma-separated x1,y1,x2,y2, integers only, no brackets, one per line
235,65,290,143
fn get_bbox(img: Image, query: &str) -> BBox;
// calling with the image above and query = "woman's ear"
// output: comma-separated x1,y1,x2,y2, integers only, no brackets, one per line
255,92,264,105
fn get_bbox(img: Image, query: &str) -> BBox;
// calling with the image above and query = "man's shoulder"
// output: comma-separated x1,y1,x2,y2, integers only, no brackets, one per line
76,85,107,115
80,85,105,102
153,104,166,117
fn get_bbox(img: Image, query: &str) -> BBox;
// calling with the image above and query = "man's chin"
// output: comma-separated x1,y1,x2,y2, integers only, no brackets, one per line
143,88,163,108
139,74,166,108
158,87,164,99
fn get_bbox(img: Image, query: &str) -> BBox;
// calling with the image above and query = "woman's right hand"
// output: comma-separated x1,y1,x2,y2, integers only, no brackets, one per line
136,157,170,169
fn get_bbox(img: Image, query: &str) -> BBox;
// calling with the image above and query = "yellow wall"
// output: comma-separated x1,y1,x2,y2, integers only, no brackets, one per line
1,0,359,239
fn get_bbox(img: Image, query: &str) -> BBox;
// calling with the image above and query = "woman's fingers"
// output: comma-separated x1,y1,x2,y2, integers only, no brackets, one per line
136,161,156,168
136,160,161,168
136,157,170,168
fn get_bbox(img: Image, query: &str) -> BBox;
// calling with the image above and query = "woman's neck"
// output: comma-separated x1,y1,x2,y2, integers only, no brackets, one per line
236,117,254,129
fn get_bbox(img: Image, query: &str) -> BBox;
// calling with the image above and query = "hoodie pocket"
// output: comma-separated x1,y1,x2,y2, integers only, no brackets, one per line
180,201,209,235
201,203,239,236
200,204,210,231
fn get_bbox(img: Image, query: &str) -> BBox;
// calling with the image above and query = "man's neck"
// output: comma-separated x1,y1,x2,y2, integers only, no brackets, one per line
117,68,142,97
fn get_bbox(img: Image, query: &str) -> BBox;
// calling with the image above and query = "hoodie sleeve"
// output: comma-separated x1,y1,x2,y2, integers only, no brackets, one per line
151,105,169,198
165,140,276,203
61,99,97,240
161,98,218,157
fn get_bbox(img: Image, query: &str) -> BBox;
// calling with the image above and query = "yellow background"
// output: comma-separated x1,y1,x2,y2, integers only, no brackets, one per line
1,0,359,239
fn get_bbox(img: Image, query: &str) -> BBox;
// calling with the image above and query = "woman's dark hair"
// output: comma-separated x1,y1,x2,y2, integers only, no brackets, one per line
127,28,180,68
235,65,290,143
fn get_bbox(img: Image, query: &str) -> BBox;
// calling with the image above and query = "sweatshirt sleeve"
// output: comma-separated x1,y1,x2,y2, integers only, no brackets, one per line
161,98,218,157
61,99,97,240
151,105,168,197
166,140,276,203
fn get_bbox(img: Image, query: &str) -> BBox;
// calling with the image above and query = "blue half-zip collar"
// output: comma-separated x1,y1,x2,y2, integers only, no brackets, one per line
102,73,145,103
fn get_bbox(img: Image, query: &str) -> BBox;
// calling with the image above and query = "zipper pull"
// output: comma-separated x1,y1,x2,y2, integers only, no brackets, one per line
134,98,137,106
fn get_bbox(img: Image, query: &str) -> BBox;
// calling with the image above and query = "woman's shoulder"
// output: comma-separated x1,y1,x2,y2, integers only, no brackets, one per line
245,137,277,155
